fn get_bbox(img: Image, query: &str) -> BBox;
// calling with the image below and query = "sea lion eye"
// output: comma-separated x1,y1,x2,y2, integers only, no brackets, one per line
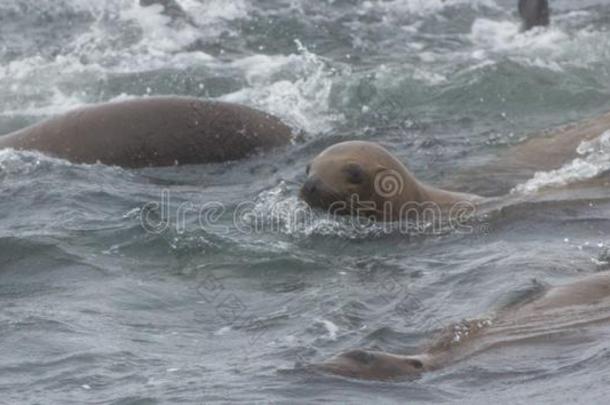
405,358,424,370
344,163,365,184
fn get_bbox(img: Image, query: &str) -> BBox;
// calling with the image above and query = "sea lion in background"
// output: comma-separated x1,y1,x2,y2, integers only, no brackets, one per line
315,271,610,381
139,0,191,22
0,97,292,168
519,0,550,31
502,110,610,172
462,109,610,195
300,141,481,220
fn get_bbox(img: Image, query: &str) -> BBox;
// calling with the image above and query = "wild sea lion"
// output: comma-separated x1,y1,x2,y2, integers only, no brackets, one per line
0,97,292,168
519,0,550,31
300,141,481,220
314,271,610,381
301,106,610,216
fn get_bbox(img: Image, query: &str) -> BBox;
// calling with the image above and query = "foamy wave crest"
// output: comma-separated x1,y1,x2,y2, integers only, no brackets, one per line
179,0,249,25
512,131,610,194
0,149,74,177
470,18,568,55
0,148,132,182
64,1,216,71
371,0,498,17
469,16,608,71
220,40,345,134
0,0,227,114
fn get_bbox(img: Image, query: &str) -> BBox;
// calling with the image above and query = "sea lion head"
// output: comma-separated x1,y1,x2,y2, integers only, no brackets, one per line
314,349,426,381
300,141,424,218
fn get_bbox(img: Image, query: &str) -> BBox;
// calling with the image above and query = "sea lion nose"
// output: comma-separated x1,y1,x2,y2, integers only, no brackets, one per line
301,176,320,198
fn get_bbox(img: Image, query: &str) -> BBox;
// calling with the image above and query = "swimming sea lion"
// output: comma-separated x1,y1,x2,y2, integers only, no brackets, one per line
454,109,610,195
314,271,610,381
300,141,481,220
519,0,550,31
0,97,292,168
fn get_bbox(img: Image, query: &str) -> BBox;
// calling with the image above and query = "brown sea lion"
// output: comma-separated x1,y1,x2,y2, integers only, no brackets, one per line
455,110,610,195
500,111,610,172
300,141,481,220
314,271,610,381
0,97,292,168
301,106,610,215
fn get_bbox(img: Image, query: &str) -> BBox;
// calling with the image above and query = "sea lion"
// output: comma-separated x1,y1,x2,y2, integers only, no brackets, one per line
302,106,610,216
0,97,292,168
139,0,191,22
314,271,610,381
300,141,481,220
455,109,610,195
502,111,610,172
519,0,550,31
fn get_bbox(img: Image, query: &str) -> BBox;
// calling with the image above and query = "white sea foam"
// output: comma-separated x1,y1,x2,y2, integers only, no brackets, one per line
178,0,249,25
320,319,339,341
513,131,610,194
0,0,226,114
0,148,73,178
469,17,609,72
371,0,499,16
220,41,345,134
0,88,89,117
1,1,342,135
471,18,569,56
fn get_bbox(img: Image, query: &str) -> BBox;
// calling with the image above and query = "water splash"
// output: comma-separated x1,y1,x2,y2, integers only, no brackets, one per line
220,40,345,134
367,0,499,17
513,131,610,194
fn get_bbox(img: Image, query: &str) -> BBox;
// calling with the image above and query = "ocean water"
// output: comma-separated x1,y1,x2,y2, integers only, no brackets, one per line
1,0,610,404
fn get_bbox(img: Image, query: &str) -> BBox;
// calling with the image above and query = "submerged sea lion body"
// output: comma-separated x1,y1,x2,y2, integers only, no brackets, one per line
316,272,610,381
519,0,550,31
461,110,610,195
0,97,292,168
300,141,480,220
503,111,610,172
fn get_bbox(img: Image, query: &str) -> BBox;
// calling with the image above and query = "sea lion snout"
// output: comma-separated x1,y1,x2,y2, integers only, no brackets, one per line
299,175,332,210
300,176,321,200
314,349,426,381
